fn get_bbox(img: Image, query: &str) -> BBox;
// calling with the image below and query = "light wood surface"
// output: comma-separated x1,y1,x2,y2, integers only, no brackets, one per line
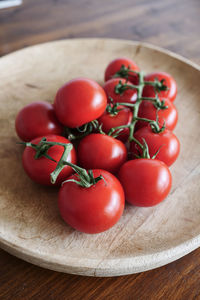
0,38,199,277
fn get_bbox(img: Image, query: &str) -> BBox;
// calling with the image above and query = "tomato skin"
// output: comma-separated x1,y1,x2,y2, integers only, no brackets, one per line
58,169,125,234
118,159,172,207
136,98,178,131
77,134,127,174
15,101,63,142
104,57,140,84
103,78,137,104
22,135,77,186
98,106,132,142
54,78,107,128
130,126,180,166
142,72,177,102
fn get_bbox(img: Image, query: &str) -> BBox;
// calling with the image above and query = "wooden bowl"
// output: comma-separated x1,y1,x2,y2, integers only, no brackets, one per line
0,38,199,277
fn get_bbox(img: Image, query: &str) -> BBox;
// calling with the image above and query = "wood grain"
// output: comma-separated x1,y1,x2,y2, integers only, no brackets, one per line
0,0,200,299
0,248,200,300
0,0,200,65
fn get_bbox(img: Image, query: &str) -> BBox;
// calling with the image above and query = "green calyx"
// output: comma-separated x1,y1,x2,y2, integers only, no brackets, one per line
106,97,125,116
114,80,138,95
64,120,97,140
61,166,105,188
106,103,120,116
151,78,169,92
19,137,57,162
153,99,168,110
112,64,139,80
64,119,105,141
140,95,168,110
63,120,105,141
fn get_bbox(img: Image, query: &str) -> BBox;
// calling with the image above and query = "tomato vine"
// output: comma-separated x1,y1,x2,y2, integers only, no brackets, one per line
104,66,169,158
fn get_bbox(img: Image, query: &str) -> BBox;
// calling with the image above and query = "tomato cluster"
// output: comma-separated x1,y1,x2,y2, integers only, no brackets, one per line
15,57,180,234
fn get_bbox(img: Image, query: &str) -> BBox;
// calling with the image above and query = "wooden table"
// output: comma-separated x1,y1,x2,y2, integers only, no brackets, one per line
0,1,200,299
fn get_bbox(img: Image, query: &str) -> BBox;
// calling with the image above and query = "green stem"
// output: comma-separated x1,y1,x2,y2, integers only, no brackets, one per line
134,117,164,133
50,144,105,187
140,97,158,101
134,116,155,122
144,79,168,92
130,135,144,149
107,124,130,136
128,71,144,142
112,102,136,108
50,143,73,184
140,96,168,110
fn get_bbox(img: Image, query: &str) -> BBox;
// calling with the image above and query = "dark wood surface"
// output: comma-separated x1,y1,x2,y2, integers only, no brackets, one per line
0,0,200,299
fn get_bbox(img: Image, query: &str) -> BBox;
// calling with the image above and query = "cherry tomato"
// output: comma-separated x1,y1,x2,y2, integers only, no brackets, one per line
118,159,172,207
104,57,140,84
58,169,125,233
142,72,177,102
103,78,137,104
136,98,178,131
54,78,107,128
22,135,76,186
15,101,63,142
78,134,127,174
130,126,180,166
98,105,132,142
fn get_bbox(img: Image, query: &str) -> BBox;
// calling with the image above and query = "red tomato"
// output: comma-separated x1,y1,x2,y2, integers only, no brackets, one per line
104,57,140,84
136,98,178,131
78,134,127,174
54,78,107,128
118,159,172,207
98,106,132,142
22,135,76,186
130,126,180,166
142,72,177,102
15,101,63,142
58,169,125,233
103,78,137,104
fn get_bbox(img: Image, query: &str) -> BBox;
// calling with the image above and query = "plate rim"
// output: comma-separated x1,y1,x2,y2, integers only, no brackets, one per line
1,37,200,71
0,231,200,276
0,37,200,276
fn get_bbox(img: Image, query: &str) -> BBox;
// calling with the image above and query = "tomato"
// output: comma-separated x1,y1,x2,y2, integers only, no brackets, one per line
118,159,172,207
22,135,76,186
103,78,137,104
104,57,140,85
58,169,125,233
77,134,127,174
136,98,178,131
130,126,180,166
54,78,107,128
142,72,177,102
98,105,132,142
15,101,63,142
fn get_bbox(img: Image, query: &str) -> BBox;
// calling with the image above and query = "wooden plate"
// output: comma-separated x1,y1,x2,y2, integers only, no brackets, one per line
0,38,200,277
